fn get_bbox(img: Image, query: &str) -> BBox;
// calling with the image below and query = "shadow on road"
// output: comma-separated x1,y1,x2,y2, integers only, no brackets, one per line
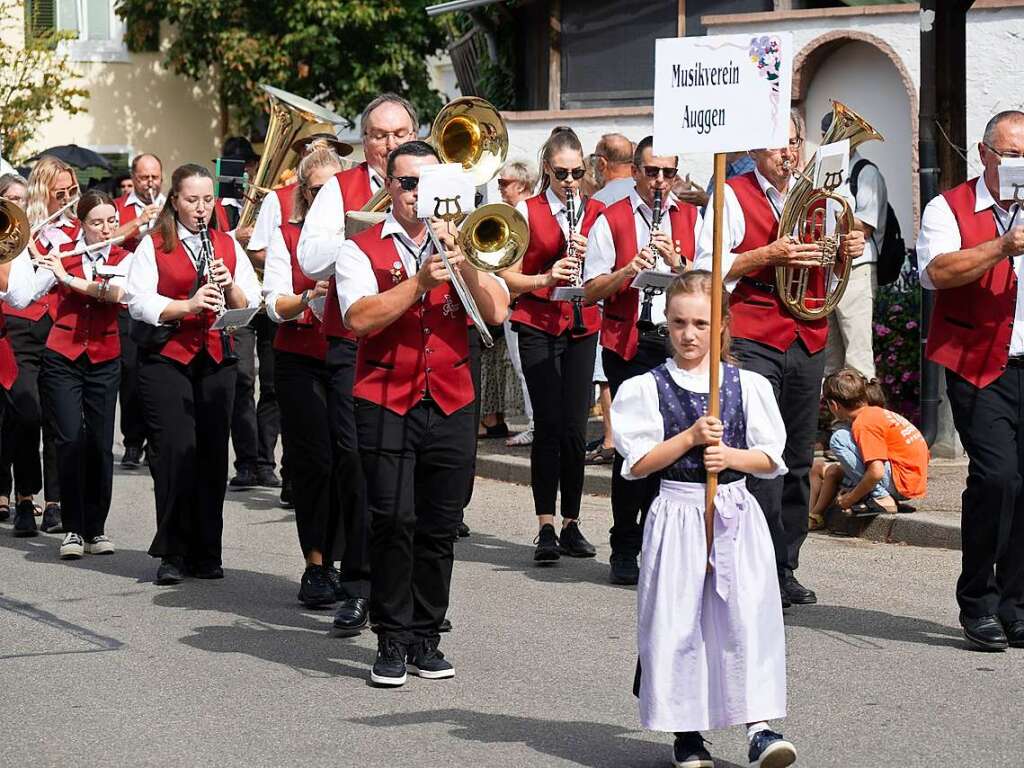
784,603,965,649
350,708,745,768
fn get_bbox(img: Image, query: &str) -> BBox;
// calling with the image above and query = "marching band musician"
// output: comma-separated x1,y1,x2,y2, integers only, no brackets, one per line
336,141,509,687
261,147,343,609
6,156,77,536
34,191,130,560
296,93,419,632
694,110,864,608
499,126,605,563
917,110,1024,652
583,135,701,586
126,164,261,585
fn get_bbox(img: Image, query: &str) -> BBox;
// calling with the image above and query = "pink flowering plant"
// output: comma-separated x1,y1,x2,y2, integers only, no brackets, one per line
873,272,921,424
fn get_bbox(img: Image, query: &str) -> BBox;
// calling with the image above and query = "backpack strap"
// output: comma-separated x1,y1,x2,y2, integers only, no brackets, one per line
849,158,872,198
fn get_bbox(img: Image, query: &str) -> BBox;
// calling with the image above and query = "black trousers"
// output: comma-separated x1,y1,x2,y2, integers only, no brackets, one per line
327,337,369,598
230,314,280,474
518,325,598,519
603,336,668,558
139,351,236,568
463,325,482,510
357,398,475,643
276,350,340,562
39,350,119,538
117,309,146,451
732,336,825,578
2,315,60,500
947,368,1024,622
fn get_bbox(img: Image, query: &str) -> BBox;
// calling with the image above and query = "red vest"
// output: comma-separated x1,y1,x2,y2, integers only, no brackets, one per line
272,222,328,361
275,183,297,225
725,171,828,354
350,222,473,416
47,243,130,363
926,179,1016,388
599,196,698,360
152,229,238,365
511,194,604,337
6,221,80,322
322,163,373,340
114,195,143,253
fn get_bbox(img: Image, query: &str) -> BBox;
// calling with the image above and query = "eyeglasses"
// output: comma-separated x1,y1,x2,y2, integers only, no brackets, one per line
552,167,586,181
390,175,419,192
640,166,679,180
788,137,804,148
53,186,79,202
985,143,1024,160
365,128,414,144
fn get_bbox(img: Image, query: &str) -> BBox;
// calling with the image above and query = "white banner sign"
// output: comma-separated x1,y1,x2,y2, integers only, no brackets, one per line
654,32,794,155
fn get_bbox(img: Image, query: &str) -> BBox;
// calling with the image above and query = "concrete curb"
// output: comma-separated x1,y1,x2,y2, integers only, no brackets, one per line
476,449,962,552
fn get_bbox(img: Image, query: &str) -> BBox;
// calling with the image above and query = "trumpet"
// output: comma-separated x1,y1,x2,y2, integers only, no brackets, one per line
564,189,587,335
637,188,664,330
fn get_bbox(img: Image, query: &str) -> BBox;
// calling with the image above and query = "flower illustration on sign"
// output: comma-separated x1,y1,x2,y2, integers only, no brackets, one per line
749,35,783,121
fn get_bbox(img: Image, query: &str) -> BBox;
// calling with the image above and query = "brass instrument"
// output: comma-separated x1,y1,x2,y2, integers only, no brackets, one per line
237,85,348,233
775,101,883,320
456,203,529,273
0,199,30,264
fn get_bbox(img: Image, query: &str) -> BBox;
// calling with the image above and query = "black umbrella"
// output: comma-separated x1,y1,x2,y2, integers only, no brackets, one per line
29,144,112,170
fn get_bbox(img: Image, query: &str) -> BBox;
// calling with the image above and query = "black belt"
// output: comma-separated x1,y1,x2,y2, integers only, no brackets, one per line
1007,356,1024,368
739,276,776,295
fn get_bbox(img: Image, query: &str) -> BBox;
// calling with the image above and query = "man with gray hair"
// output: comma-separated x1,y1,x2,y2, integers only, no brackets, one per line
917,109,1024,652
295,92,419,633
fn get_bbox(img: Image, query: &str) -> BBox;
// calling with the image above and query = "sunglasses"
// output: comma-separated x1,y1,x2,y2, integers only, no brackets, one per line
552,167,586,181
640,166,678,180
53,186,80,202
390,175,419,192
497,179,519,189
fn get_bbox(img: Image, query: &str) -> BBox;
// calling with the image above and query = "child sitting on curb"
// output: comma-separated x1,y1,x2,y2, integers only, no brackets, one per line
810,368,929,529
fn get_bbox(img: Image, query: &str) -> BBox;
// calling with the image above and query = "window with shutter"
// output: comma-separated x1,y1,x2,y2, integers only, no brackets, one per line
24,0,57,44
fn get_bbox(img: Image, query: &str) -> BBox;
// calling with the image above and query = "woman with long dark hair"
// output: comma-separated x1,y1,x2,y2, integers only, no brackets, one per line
126,163,260,584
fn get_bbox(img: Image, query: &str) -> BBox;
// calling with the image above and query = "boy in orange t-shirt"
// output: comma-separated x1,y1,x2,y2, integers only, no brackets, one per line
810,368,929,525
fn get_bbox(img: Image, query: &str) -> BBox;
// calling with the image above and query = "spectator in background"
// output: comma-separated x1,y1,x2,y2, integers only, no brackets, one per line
590,134,635,206
821,111,889,379
115,174,133,198
497,160,537,447
0,173,27,209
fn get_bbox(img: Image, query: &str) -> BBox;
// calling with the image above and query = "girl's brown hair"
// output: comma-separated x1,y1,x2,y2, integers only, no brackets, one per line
664,269,734,363
76,189,114,223
822,367,886,408
538,125,583,193
153,163,220,253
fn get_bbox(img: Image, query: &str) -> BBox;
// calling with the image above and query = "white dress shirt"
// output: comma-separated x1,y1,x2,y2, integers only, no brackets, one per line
298,165,385,281
514,187,573,238
592,177,636,207
248,189,284,253
584,189,702,326
1,250,40,311
917,176,1024,355
32,235,130,301
121,190,166,241
262,226,300,324
36,215,77,252
847,151,886,266
126,224,261,326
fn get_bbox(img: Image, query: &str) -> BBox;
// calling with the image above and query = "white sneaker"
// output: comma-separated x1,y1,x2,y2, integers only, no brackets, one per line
60,533,85,560
506,428,533,447
86,535,115,555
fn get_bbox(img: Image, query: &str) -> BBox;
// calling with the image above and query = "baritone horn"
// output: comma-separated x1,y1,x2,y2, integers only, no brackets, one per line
457,203,529,272
775,100,883,321
0,200,30,264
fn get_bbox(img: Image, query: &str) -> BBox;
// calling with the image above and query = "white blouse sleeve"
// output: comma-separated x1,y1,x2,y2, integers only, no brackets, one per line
125,234,172,326
247,190,282,252
694,184,746,292
738,368,788,479
262,227,295,324
229,236,262,309
0,250,39,309
297,175,345,281
610,372,664,480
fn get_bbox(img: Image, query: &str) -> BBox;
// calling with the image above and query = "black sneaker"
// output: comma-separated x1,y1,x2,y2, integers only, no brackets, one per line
780,573,817,605
748,729,796,768
298,564,336,608
279,479,294,509
229,470,260,490
609,553,639,585
156,557,185,585
257,469,282,488
407,637,455,679
534,524,560,563
40,504,62,534
673,731,713,768
559,520,596,557
12,500,38,537
370,637,407,687
121,445,143,469
0,502,8,522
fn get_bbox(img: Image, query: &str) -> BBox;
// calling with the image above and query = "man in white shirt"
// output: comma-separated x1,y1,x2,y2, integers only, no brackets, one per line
917,110,1024,652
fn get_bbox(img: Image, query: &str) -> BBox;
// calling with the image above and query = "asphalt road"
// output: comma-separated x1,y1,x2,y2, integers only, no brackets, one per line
0,467,1019,768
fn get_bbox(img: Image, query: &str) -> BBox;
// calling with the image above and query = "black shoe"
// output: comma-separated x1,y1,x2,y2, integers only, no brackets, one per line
193,564,224,579
533,524,560,563
780,573,817,605
748,729,796,767
673,731,713,768
229,470,259,490
12,500,38,537
333,598,369,631
1003,619,1024,648
407,637,454,679
257,469,281,488
780,588,792,609
961,613,1009,651
121,445,143,469
439,618,452,633
279,479,294,509
559,520,596,558
156,557,185,585
40,503,62,534
456,521,470,538
298,564,336,608
609,553,639,585
370,637,407,687
323,564,343,599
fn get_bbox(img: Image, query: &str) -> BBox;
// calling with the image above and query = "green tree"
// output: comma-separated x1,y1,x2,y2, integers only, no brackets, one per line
0,0,88,163
116,0,449,136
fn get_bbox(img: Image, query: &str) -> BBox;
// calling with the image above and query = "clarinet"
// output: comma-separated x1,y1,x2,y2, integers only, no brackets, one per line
637,188,664,332
198,219,234,362
565,189,587,336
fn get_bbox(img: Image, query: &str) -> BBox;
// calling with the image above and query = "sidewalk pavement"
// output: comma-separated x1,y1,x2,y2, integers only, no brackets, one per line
479,418,967,551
